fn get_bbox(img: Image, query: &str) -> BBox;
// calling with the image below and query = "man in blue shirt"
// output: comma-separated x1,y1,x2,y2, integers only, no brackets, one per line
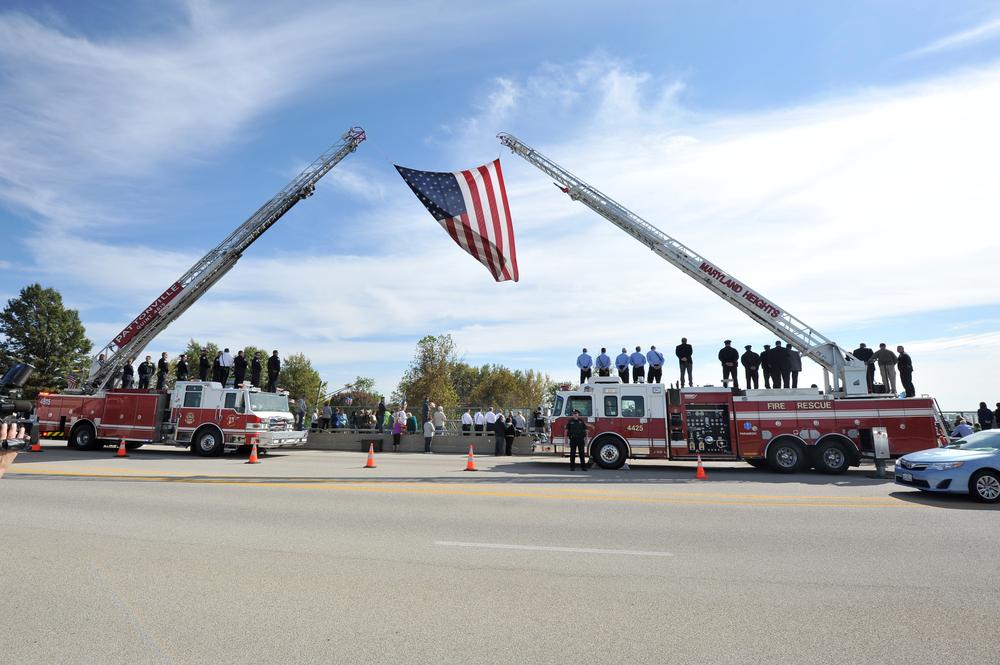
595,348,612,377
646,345,665,383
615,347,630,383
576,348,593,384
629,346,646,383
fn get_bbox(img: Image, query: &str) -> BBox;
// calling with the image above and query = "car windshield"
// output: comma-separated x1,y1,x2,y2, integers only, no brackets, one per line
248,392,291,413
948,430,1000,451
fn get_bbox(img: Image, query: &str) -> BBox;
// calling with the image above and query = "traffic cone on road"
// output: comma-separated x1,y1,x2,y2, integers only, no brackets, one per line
695,455,707,480
364,442,377,469
246,441,260,464
464,445,477,472
116,439,128,458
30,436,42,452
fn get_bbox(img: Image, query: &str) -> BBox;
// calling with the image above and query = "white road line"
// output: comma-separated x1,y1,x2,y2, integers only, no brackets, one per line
434,541,673,557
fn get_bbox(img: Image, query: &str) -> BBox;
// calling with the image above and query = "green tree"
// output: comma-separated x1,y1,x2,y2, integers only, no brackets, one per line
0,283,91,396
394,334,459,408
280,352,323,405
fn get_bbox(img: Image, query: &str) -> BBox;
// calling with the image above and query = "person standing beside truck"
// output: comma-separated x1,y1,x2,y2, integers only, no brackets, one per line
566,409,589,471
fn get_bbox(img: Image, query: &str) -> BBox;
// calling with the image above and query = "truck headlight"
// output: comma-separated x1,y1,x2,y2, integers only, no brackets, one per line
246,422,266,430
929,461,963,470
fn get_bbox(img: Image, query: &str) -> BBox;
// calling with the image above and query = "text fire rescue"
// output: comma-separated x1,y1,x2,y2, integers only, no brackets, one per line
698,261,781,318
767,401,832,410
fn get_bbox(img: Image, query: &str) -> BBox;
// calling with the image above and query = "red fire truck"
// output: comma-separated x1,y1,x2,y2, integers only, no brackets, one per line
540,377,940,472
38,383,303,456
37,128,366,455
498,133,948,473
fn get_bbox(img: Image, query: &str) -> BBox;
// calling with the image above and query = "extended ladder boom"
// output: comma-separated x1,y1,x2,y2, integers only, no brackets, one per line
86,127,366,392
498,132,867,395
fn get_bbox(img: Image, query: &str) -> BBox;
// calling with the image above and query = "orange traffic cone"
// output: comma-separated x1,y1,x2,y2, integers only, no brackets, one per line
246,442,260,464
116,439,128,458
30,437,42,452
364,442,376,469
695,455,707,480
464,445,477,472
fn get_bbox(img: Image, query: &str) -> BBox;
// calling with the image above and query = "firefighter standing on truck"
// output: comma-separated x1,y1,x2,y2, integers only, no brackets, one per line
615,347,630,383
741,345,760,390
267,350,281,392
718,340,739,389
138,355,154,389
566,409,590,471
675,337,693,388
629,346,646,383
121,359,135,389
156,352,169,389
198,351,210,381
576,348,593,385
175,354,189,382
595,348,611,377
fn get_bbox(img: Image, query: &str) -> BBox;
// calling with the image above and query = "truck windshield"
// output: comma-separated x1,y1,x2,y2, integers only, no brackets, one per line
248,392,290,413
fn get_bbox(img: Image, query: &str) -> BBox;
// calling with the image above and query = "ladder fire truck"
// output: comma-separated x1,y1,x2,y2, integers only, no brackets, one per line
499,133,945,473
36,127,366,456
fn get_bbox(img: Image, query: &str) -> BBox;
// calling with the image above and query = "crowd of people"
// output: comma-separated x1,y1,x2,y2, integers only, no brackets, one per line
574,339,917,396
956,402,1000,436
112,348,284,392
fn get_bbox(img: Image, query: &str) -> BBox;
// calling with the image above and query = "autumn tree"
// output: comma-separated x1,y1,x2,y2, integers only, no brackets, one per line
394,334,459,408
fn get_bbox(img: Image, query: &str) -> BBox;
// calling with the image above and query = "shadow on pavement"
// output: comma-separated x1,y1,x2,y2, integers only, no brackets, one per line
889,490,1000,511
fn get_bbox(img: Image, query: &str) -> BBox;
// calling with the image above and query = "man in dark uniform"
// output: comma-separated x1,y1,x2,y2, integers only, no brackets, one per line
566,409,590,471
852,343,875,393
267,350,281,392
211,353,222,383
250,353,262,387
175,354,189,382
198,351,210,381
718,340,739,389
615,347,630,383
138,355,154,389
156,352,169,390
788,345,802,388
760,344,773,389
896,345,915,397
675,337,693,388
233,350,247,387
740,345,760,390
121,359,135,389
772,341,790,388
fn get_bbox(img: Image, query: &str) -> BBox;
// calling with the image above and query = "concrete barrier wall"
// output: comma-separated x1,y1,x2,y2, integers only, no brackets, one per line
301,430,534,455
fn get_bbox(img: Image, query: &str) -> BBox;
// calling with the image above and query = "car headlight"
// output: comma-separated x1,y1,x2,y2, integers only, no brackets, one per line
928,461,964,470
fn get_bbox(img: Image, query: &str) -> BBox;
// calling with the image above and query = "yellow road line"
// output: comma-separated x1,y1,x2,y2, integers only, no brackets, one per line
7,468,912,508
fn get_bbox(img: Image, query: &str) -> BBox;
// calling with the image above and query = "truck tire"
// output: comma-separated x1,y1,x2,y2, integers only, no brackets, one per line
969,470,1000,503
193,428,224,457
69,423,101,451
813,441,850,475
591,437,627,470
766,439,804,474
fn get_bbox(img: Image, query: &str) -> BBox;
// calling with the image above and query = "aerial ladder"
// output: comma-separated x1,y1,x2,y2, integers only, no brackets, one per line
497,132,869,396
84,127,366,393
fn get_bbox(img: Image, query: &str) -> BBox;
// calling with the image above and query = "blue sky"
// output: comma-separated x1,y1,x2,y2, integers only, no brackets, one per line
1,0,999,408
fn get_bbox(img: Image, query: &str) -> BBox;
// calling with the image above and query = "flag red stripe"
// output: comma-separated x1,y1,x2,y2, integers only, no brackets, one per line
477,164,512,281
455,212,485,268
493,158,519,282
461,169,501,279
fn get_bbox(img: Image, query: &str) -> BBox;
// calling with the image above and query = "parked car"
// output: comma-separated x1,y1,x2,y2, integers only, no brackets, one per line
895,430,1000,503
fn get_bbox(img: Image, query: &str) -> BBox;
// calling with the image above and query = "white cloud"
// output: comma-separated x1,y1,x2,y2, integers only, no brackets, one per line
904,16,1000,59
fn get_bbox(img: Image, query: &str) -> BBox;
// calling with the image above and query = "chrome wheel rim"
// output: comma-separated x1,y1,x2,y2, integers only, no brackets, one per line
976,475,1000,500
198,434,217,453
776,446,798,468
599,444,620,464
822,447,845,470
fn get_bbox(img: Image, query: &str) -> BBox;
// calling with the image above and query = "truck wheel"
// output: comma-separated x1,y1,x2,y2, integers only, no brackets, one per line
813,441,850,475
591,437,626,470
766,440,804,474
969,470,1000,503
193,428,224,457
70,423,101,451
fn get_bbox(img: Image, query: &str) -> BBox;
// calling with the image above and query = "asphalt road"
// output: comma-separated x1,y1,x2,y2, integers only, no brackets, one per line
2,445,998,664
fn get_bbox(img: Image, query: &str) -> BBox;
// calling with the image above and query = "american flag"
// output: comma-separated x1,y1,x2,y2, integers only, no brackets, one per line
396,159,519,282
